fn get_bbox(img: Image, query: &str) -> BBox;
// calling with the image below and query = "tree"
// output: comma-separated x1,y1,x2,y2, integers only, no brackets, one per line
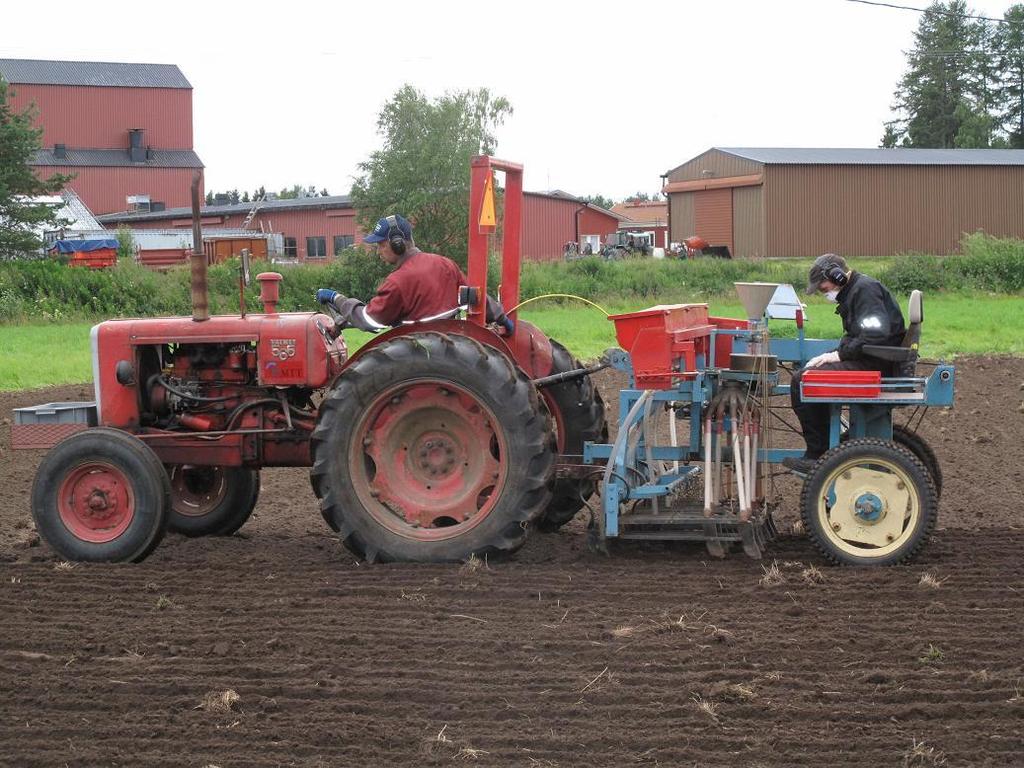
882,1,995,147
0,78,74,259
581,194,615,209
205,190,214,205
351,85,512,268
241,190,251,203
993,4,1024,147
625,191,653,202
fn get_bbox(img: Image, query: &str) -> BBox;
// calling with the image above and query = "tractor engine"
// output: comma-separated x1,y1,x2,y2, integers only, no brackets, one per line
90,312,346,439
145,342,286,434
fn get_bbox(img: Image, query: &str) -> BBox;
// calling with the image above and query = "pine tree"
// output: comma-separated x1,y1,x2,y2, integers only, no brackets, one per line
883,1,995,147
993,4,1024,147
0,78,74,259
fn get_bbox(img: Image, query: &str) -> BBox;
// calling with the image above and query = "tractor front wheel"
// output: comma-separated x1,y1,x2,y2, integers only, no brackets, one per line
311,332,554,562
801,438,937,566
166,465,260,536
31,428,170,562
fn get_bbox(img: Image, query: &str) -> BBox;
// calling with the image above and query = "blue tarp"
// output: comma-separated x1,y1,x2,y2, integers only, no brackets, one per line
51,239,119,253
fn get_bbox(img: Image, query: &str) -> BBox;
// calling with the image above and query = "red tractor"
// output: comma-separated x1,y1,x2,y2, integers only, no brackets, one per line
16,158,606,563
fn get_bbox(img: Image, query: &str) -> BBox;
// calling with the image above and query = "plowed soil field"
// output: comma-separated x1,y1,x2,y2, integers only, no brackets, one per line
1,358,1022,767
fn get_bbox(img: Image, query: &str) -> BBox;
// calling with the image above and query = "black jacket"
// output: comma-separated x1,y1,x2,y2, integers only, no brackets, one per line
835,272,906,361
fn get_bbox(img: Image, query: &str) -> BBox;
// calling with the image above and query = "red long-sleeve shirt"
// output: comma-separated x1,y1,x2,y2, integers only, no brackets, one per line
362,251,465,328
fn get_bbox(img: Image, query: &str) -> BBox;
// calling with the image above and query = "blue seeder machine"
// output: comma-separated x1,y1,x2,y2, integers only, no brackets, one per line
585,282,954,566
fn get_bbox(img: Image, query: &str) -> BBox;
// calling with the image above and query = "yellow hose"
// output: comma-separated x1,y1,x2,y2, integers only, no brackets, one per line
508,293,611,316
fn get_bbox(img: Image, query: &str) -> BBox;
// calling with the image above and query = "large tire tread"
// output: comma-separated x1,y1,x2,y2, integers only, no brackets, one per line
537,339,608,531
310,332,554,562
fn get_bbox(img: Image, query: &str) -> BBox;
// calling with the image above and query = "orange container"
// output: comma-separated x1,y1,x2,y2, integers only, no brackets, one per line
609,304,712,388
708,316,749,368
802,369,881,398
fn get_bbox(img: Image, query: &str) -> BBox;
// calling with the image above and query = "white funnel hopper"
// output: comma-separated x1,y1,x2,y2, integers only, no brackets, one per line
734,282,780,320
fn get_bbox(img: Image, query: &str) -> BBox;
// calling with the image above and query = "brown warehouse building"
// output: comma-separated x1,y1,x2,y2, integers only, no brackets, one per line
663,148,1024,258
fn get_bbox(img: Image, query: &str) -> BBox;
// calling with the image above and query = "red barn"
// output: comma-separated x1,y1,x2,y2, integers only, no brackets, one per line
1,58,203,215
99,196,357,262
522,191,623,261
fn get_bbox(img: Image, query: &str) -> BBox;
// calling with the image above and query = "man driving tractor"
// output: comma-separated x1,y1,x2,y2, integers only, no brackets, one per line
316,214,513,333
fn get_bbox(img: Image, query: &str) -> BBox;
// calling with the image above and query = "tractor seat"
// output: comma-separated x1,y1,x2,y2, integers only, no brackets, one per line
862,289,923,377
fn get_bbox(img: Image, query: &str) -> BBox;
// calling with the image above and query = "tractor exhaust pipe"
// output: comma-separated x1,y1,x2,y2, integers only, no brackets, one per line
190,171,209,322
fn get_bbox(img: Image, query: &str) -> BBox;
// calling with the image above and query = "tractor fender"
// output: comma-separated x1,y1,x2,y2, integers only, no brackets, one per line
339,319,554,380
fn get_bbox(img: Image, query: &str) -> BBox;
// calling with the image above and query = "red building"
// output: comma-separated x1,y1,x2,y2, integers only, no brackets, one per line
1,58,203,215
100,190,622,264
523,191,623,261
610,200,669,248
99,196,358,262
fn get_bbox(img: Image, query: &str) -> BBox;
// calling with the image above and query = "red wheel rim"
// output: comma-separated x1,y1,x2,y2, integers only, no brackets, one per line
352,380,508,541
541,390,567,453
57,462,135,543
168,465,227,518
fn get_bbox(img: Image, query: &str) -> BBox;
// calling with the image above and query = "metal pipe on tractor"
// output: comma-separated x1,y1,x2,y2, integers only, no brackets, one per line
189,170,208,323
12,157,954,568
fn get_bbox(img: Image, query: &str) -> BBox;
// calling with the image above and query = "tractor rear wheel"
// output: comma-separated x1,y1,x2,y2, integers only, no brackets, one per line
31,428,170,562
311,332,555,563
800,438,937,566
166,465,260,536
537,339,608,531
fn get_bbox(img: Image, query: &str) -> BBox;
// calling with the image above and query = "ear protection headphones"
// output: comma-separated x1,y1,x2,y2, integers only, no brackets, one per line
386,215,406,256
825,265,848,287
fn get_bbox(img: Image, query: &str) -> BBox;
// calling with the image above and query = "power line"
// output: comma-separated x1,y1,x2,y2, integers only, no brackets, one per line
843,0,1020,25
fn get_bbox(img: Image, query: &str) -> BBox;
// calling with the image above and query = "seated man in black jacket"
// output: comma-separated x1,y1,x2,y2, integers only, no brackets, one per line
783,253,906,474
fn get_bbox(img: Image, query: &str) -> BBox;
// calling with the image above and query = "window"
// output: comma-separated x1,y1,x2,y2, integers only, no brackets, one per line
333,234,354,254
284,237,297,258
306,236,327,259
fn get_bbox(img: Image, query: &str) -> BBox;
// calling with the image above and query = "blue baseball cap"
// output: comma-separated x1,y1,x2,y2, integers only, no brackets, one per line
363,214,412,244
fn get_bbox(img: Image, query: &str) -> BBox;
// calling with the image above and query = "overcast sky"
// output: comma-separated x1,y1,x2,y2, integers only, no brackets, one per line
3,0,1017,200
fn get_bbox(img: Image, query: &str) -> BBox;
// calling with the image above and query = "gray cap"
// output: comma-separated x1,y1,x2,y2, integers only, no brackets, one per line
806,253,849,295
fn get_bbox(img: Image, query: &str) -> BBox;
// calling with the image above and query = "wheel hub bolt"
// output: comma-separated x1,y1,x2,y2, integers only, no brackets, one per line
886,533,895,542
87,491,108,511
832,522,842,532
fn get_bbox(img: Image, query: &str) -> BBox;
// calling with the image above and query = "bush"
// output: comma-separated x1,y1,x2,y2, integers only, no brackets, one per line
1,236,1021,323
877,233,1024,294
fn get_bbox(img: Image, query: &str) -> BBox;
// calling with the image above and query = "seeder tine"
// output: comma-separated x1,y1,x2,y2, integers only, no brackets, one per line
739,521,763,559
703,520,726,558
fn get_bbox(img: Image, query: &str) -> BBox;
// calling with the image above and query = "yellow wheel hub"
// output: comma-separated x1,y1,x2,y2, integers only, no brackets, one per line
816,458,920,557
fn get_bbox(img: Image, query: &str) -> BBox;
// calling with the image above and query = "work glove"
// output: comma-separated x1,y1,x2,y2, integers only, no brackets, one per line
315,288,338,305
805,350,840,369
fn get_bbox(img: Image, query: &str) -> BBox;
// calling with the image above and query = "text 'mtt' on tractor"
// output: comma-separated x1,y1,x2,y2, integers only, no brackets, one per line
14,157,955,567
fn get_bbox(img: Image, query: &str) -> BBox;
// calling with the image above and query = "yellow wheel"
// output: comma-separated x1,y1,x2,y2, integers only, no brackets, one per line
800,437,937,566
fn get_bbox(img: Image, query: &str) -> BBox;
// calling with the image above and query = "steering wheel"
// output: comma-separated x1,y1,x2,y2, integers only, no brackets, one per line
315,299,346,342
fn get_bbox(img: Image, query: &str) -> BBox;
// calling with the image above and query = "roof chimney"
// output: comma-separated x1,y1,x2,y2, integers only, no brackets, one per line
128,129,145,162
54,143,67,160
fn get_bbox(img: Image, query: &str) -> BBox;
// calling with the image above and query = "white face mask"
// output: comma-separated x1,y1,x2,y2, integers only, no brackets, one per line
824,290,840,303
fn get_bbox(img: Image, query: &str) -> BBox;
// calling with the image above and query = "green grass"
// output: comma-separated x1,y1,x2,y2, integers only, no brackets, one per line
2,293,1021,390
0,323,97,390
